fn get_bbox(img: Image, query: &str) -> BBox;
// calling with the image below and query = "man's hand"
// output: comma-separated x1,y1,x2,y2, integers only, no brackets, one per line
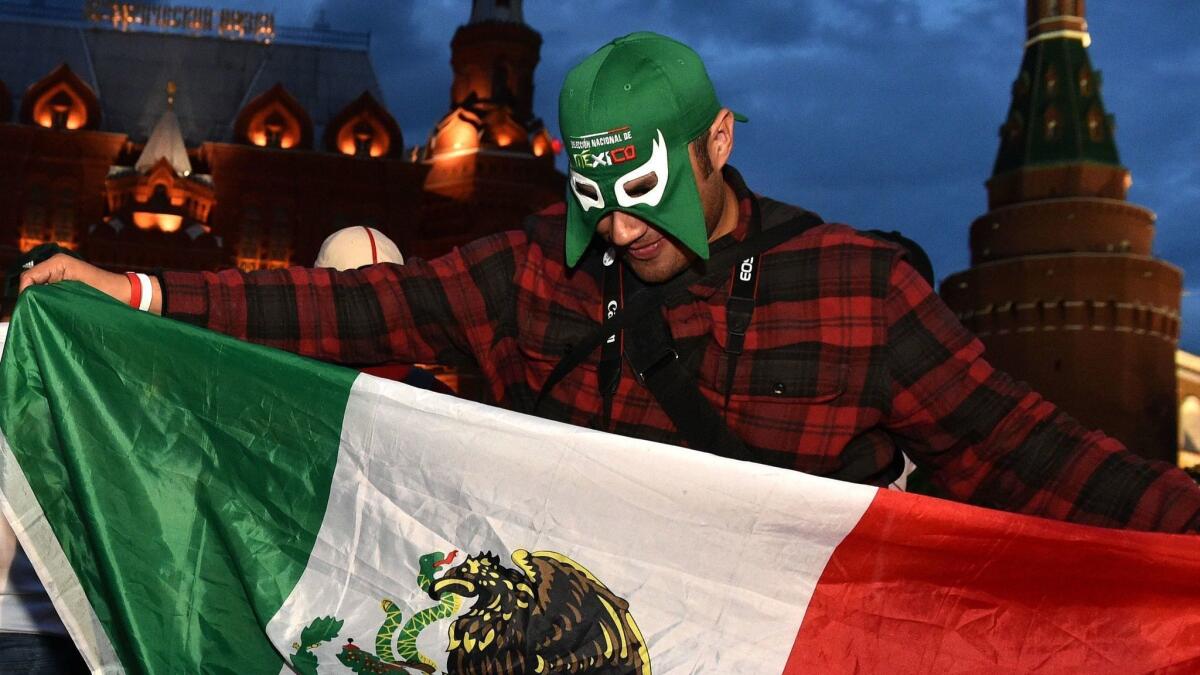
18,254,163,315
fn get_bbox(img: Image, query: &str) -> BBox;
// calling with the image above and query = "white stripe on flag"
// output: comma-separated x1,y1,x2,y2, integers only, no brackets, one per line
267,374,877,674
0,431,123,673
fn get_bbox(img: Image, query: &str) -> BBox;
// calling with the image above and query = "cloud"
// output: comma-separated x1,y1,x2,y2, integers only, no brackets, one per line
186,0,1199,351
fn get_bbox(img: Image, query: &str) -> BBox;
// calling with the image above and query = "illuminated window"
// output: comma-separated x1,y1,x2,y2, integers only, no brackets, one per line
1078,66,1092,97
268,206,291,265
22,65,98,131
19,183,49,251
352,121,374,157
327,93,400,158
1044,65,1059,98
48,91,72,129
235,84,312,150
50,185,76,244
263,111,286,148
1086,105,1105,142
236,206,263,269
434,113,480,153
1043,105,1060,141
1181,396,1200,453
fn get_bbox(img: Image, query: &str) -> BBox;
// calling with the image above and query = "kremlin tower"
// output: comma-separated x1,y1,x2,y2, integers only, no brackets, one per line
413,0,563,255
940,0,1181,461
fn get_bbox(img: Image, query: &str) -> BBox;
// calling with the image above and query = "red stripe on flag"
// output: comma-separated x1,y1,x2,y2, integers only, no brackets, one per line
784,489,1200,673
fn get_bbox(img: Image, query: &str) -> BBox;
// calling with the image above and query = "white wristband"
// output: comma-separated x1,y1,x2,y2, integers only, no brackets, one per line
135,273,153,312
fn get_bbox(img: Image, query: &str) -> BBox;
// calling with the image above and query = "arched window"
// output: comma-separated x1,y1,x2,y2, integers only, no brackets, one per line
20,183,49,251
325,92,402,158
20,64,100,131
50,184,76,245
1181,396,1200,453
1043,65,1059,98
267,206,291,267
1043,105,1061,141
236,206,263,270
233,83,313,150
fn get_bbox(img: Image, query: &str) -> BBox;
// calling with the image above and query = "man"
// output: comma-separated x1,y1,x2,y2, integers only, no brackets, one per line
20,32,1200,532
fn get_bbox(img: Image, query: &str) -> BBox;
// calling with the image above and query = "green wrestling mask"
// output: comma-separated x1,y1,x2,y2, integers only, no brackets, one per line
559,31,746,267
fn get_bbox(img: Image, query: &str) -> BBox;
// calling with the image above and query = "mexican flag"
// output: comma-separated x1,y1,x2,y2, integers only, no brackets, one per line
1,283,1199,674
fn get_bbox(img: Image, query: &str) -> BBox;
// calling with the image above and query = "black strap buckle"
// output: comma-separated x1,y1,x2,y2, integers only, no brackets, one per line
629,348,678,385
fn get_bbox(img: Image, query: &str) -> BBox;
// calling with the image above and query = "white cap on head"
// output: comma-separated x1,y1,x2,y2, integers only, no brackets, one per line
314,226,404,270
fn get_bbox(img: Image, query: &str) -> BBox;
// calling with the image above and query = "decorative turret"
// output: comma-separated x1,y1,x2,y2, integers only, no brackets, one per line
447,0,539,128
940,2,1182,462
469,0,524,25
410,0,562,260
989,0,1125,210
135,82,192,176
93,81,221,270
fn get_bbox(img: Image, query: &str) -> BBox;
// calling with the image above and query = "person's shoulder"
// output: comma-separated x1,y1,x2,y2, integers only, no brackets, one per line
755,195,884,250
522,202,568,253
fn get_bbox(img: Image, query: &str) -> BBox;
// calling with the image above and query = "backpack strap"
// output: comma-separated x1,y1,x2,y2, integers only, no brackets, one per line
537,203,823,460
624,291,754,460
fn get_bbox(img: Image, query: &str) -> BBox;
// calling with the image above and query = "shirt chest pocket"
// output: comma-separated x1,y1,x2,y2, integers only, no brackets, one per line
699,342,850,466
702,342,846,400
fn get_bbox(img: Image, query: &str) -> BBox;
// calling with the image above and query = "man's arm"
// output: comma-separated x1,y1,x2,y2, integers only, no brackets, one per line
882,256,1200,533
19,231,527,368
18,255,164,313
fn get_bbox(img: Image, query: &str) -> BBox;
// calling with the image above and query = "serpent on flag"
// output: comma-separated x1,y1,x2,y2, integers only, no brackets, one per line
1,283,1199,674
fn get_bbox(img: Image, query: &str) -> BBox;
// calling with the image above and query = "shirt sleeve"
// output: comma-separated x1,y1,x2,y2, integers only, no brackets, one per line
160,230,526,369
882,255,1200,533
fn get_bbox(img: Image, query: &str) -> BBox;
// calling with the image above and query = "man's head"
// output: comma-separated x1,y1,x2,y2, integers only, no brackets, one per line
559,32,745,282
314,226,403,270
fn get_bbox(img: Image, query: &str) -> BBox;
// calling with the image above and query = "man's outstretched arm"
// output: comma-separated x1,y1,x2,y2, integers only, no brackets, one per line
18,230,528,369
19,254,165,314
882,256,1200,533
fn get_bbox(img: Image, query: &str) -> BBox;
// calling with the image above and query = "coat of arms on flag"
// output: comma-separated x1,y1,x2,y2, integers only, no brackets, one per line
292,548,649,675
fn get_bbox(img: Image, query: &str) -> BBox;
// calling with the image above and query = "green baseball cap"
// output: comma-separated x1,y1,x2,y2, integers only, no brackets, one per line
559,32,746,267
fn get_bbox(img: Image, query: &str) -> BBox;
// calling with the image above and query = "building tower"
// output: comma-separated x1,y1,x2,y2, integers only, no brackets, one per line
92,81,221,270
940,0,1181,461
414,0,562,257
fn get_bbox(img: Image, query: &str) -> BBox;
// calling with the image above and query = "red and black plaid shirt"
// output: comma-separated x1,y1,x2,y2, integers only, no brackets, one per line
162,168,1200,533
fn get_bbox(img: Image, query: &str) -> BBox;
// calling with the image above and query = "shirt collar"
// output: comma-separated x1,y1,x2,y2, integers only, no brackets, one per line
678,164,756,301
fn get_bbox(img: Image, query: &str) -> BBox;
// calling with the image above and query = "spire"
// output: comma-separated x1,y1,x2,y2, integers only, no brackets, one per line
469,0,523,24
1026,0,1089,47
991,0,1119,184
136,81,192,176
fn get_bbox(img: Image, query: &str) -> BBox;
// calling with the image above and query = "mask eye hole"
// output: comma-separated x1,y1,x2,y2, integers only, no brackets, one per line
572,177,599,200
621,173,658,198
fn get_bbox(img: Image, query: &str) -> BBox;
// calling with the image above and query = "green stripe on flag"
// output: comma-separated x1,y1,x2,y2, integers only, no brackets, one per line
0,283,356,673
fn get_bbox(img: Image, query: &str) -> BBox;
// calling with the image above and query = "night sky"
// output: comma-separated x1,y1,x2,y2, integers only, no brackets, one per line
82,1,1200,348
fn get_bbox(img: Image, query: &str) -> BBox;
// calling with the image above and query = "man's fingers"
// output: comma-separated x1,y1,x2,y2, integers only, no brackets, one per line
17,254,134,306
17,254,77,294
18,261,58,293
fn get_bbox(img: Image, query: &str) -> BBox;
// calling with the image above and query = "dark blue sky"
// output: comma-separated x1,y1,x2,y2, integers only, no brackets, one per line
201,1,1200,350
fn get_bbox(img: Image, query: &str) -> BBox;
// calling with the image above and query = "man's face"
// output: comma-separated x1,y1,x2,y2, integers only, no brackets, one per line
594,142,724,283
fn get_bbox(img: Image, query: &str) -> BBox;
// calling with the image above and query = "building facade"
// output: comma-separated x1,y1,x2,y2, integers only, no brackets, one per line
0,0,562,276
940,0,1182,463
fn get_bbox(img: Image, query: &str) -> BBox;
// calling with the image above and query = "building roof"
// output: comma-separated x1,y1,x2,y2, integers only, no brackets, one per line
136,102,192,175
991,32,1122,176
0,10,387,146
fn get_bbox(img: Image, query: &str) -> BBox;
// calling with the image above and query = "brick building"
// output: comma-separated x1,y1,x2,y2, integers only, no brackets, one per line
0,0,562,277
940,0,1182,463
